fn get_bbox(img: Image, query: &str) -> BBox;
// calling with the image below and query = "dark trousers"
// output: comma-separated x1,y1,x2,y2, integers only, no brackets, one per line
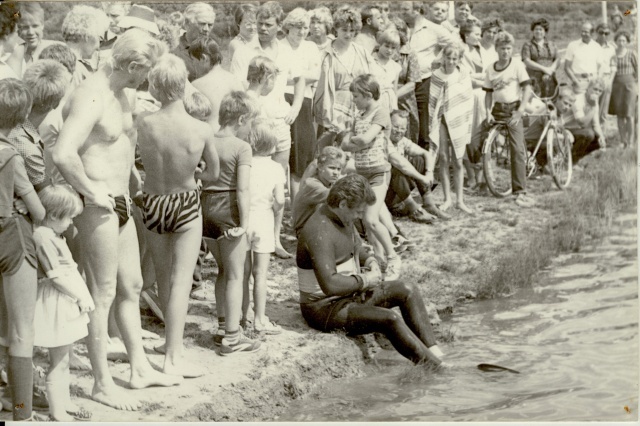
415,77,431,149
492,102,527,194
385,156,429,208
569,128,598,164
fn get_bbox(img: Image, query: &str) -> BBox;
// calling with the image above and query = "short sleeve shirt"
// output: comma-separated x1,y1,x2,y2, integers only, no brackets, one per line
564,39,603,76
394,136,422,159
483,58,531,104
7,120,46,189
0,141,35,217
201,134,252,192
353,105,392,175
249,156,285,213
521,39,558,68
33,226,78,279
230,39,301,118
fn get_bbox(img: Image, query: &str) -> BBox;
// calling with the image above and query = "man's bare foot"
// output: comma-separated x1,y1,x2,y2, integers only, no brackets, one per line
439,200,452,212
141,329,160,340
163,361,206,379
275,245,293,259
107,337,129,362
456,202,474,214
92,385,141,411
129,368,183,389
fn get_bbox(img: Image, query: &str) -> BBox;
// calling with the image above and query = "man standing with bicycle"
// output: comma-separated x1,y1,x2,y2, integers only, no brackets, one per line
483,31,534,207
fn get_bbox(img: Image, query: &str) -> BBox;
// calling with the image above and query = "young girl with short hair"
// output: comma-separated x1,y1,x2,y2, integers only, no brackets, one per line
32,184,93,421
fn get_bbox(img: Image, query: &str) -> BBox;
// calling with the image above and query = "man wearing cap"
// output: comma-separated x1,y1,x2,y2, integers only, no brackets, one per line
173,2,216,81
564,22,603,94
594,22,617,124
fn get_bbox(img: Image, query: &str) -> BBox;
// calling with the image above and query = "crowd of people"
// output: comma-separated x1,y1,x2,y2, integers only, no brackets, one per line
0,0,636,421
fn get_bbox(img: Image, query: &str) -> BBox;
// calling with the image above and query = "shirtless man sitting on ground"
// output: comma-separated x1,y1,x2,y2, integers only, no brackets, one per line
53,29,181,411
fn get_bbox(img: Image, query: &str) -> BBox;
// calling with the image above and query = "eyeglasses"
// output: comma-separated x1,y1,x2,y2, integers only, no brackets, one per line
599,31,610,35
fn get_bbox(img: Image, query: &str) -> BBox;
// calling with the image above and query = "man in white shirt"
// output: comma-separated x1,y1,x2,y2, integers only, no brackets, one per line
594,22,617,124
564,22,603,93
354,4,384,54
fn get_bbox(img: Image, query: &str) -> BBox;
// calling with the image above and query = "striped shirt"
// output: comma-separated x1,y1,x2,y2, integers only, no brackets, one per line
615,50,638,78
409,17,456,80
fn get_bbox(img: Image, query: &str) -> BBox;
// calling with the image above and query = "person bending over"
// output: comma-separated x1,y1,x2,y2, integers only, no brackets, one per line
296,174,445,365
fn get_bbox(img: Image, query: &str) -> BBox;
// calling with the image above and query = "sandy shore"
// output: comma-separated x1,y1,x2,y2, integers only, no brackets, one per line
0,147,634,422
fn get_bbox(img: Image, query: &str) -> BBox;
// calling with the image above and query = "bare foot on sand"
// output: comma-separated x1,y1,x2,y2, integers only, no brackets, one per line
275,245,293,259
456,202,474,214
92,385,141,411
163,361,206,379
50,411,75,422
439,200,452,212
129,368,183,389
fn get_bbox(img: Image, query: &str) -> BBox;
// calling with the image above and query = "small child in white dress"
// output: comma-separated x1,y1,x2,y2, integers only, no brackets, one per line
242,120,286,334
32,184,94,421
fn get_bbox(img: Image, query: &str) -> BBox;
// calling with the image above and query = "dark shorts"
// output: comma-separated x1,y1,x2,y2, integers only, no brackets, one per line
359,171,389,188
0,214,36,276
202,190,240,240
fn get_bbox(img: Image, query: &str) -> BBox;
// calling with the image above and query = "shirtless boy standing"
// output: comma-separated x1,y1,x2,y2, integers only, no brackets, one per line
52,29,181,411
137,54,219,378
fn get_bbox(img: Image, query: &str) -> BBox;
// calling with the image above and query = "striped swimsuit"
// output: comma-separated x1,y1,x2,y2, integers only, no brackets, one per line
142,189,201,234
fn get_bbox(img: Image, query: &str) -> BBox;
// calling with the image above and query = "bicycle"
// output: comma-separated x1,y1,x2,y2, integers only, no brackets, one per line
481,89,572,198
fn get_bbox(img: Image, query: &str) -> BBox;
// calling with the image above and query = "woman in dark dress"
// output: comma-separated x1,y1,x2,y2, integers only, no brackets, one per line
521,18,558,98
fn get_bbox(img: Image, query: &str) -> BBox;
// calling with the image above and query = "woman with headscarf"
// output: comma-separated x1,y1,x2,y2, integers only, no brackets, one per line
521,18,558,98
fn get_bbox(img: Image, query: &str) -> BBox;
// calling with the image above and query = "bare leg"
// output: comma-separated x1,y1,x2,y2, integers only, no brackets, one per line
251,253,270,324
242,252,252,322
454,158,473,214
151,221,204,378
439,146,452,212
218,235,249,334
46,346,73,422
291,175,300,204
206,238,226,321
74,208,140,411
365,183,396,260
617,116,629,148
271,149,293,259
113,220,182,389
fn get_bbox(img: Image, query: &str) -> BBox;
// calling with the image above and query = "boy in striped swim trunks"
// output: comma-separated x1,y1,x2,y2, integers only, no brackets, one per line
136,54,219,378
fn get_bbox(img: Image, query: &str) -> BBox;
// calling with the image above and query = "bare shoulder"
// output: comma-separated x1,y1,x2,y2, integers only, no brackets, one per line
62,83,103,120
191,118,215,139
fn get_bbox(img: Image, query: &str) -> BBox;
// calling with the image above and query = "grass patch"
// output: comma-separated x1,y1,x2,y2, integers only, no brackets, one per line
477,148,637,299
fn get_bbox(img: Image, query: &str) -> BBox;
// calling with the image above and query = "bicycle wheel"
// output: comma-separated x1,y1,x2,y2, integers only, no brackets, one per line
547,127,572,190
482,126,513,198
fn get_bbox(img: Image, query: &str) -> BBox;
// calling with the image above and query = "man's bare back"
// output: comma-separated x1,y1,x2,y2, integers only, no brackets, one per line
137,104,215,195
192,67,243,132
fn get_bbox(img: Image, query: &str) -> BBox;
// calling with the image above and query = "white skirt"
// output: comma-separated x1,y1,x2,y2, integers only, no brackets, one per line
33,276,89,348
